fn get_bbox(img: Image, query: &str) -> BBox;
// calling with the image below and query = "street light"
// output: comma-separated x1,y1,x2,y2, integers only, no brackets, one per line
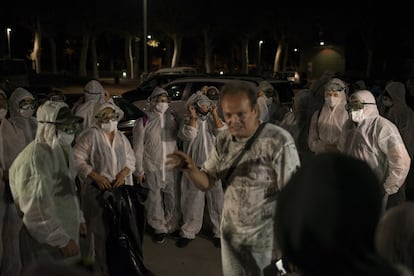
143,0,148,74
6,28,11,58
258,40,264,75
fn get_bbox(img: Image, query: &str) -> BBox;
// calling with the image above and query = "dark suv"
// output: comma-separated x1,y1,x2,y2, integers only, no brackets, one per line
122,72,206,103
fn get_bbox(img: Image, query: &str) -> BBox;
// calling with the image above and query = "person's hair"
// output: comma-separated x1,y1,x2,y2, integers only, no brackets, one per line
375,201,414,271
275,153,399,276
220,80,257,108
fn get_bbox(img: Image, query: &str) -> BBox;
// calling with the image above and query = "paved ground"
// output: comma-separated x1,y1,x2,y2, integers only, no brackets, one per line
142,230,223,276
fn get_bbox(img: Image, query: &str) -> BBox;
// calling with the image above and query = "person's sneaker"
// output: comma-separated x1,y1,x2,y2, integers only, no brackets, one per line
213,237,221,248
153,233,166,244
176,237,193,248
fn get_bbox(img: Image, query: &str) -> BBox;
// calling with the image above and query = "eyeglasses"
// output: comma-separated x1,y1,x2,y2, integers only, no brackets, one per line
95,112,120,123
38,121,81,134
19,100,36,110
345,102,376,111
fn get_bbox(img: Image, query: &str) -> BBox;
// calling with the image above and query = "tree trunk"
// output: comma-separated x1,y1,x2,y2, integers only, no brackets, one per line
241,38,249,74
282,43,289,71
48,37,57,74
91,36,98,79
30,17,42,73
134,36,140,78
171,33,182,68
273,43,283,77
125,34,134,79
203,30,213,73
79,34,90,77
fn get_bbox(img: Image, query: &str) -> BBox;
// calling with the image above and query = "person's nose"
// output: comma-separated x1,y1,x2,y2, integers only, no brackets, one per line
227,114,240,124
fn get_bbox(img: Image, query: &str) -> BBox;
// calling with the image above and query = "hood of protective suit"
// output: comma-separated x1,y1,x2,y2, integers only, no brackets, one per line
384,81,406,105
93,102,122,124
185,91,211,110
8,87,35,118
324,78,347,99
84,80,105,102
150,87,169,101
293,89,312,112
36,101,71,149
258,80,274,94
350,90,379,120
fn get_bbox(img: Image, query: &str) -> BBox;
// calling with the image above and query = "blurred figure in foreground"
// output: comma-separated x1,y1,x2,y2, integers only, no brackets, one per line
375,201,414,273
9,101,86,272
275,153,412,276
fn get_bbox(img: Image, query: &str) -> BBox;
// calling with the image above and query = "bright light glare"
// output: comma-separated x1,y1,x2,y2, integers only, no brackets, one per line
122,71,127,77
259,40,264,45
219,71,224,75
319,41,325,46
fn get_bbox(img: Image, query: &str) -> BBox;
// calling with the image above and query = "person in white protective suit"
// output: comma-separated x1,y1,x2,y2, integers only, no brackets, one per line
73,102,135,276
0,89,26,276
377,81,414,208
256,81,273,123
8,87,38,145
338,90,411,211
176,92,226,248
132,87,180,244
8,101,86,272
72,79,123,132
308,78,349,154
279,89,314,165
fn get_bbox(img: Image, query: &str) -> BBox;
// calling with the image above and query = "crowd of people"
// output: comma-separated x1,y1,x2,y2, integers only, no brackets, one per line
0,73,414,276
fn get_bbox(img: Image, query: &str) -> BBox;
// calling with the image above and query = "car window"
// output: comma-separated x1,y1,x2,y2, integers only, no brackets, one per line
113,97,145,121
166,83,187,101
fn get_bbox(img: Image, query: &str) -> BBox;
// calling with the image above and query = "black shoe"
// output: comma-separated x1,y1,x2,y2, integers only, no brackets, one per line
213,237,221,248
176,237,193,248
153,233,166,244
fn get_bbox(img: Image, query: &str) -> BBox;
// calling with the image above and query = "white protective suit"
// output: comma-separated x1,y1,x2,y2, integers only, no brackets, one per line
9,101,83,268
308,78,349,154
73,80,124,132
73,102,135,276
8,87,38,146
0,89,26,276
339,90,411,199
177,93,227,239
132,87,180,234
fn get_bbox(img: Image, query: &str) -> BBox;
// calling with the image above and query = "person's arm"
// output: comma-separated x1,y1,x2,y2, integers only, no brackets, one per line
211,105,225,129
166,150,215,191
307,111,324,153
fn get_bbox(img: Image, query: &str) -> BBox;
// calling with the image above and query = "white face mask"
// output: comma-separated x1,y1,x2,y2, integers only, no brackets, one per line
57,130,74,146
155,102,169,113
350,109,364,123
325,96,340,108
101,120,118,132
19,108,34,118
0,108,7,119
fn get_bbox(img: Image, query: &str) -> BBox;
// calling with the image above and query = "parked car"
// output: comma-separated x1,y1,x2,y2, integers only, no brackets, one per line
130,76,259,120
122,72,207,103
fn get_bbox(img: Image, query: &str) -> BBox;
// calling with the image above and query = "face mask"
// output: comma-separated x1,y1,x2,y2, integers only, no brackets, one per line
20,108,34,118
382,97,393,107
101,120,118,132
350,109,364,123
325,96,340,108
0,108,7,119
155,102,169,113
57,130,74,146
